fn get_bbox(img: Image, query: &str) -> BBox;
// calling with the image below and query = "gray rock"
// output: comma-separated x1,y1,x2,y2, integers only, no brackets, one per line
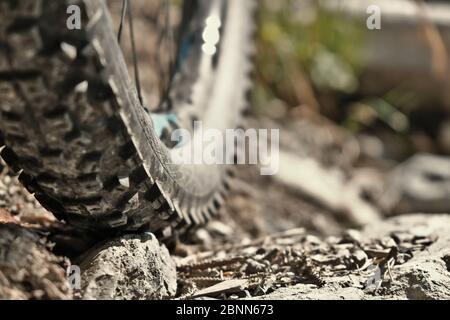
80,233,177,300
253,214,450,300
0,223,72,300
381,154,450,214
364,214,450,300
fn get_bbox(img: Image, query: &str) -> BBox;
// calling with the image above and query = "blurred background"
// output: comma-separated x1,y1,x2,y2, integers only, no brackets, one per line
2,0,450,301
254,0,450,158
108,0,450,241
225,0,450,240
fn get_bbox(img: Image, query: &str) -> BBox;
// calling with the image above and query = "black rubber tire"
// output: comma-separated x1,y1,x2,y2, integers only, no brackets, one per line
0,0,255,234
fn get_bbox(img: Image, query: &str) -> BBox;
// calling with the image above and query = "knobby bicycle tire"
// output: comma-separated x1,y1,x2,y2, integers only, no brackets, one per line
0,0,256,234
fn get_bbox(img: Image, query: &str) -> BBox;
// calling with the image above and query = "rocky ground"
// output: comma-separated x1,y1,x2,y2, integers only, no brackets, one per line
1,0,450,300
1,157,449,300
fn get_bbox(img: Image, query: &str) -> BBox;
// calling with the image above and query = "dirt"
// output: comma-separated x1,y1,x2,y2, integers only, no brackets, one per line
1,162,449,300
1,0,449,301
0,222,71,299
79,233,177,300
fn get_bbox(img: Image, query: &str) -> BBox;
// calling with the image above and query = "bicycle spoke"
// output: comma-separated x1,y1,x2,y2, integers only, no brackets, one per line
117,0,127,43
155,0,177,108
117,0,144,106
162,0,176,79
127,1,144,106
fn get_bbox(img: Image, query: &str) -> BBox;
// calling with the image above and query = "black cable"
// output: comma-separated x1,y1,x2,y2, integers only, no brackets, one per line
128,1,144,106
164,0,175,77
117,0,144,106
117,0,128,43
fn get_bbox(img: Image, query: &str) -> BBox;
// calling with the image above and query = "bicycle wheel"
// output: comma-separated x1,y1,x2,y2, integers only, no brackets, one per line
0,0,256,234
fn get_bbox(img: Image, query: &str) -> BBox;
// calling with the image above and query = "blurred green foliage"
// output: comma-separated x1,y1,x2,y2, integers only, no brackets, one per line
253,0,414,134
255,0,366,104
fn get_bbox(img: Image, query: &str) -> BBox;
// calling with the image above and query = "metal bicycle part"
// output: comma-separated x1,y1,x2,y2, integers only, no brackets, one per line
0,0,256,234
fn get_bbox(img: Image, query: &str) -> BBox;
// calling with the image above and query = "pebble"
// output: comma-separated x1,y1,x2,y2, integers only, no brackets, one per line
352,249,368,264
343,229,362,244
245,259,267,274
